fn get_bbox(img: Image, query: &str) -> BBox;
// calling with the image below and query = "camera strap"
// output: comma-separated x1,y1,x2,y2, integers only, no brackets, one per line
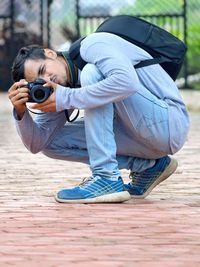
65,109,80,122
61,51,80,122
61,51,78,88
27,108,80,123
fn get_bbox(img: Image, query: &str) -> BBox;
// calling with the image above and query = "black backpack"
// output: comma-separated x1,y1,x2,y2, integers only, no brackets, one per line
68,15,187,81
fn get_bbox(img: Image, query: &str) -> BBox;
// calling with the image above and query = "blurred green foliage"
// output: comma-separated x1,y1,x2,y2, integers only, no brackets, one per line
121,0,200,76
123,0,183,13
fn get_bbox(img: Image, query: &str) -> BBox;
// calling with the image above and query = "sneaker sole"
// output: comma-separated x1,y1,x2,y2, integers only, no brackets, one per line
55,191,131,204
131,157,178,199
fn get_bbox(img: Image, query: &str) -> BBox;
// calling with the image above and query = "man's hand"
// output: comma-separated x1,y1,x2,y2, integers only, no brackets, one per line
8,79,29,119
29,80,57,112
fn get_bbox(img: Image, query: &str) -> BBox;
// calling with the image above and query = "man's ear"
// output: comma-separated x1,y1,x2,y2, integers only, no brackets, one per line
44,48,57,59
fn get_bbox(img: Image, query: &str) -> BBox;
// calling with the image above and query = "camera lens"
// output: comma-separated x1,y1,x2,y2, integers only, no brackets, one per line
28,80,52,103
33,89,45,101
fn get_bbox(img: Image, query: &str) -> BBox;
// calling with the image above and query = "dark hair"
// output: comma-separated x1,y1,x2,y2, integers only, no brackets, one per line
11,44,46,82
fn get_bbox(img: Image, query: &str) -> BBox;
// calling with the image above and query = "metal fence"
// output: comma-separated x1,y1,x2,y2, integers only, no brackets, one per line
0,0,200,91
0,0,44,90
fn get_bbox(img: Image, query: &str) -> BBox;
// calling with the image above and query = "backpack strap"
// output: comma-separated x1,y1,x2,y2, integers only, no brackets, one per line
135,56,171,69
68,37,172,71
68,37,86,70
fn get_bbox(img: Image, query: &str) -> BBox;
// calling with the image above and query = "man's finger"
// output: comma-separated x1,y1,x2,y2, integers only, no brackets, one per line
29,99,51,109
29,102,56,112
8,80,28,93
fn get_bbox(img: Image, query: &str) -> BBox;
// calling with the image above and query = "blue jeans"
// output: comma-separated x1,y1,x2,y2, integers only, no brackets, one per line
44,64,171,179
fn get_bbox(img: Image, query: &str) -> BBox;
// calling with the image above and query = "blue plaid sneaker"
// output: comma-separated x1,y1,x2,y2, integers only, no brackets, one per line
124,156,178,199
55,176,131,203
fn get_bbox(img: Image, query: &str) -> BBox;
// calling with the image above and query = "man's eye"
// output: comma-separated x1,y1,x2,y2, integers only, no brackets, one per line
39,65,45,76
41,66,45,74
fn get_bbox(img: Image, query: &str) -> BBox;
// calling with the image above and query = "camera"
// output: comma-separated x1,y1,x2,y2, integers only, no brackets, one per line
27,79,53,103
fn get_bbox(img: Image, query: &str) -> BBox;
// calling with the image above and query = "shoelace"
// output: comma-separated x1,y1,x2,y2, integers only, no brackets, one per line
129,172,137,184
78,176,94,188
129,170,161,187
129,172,146,184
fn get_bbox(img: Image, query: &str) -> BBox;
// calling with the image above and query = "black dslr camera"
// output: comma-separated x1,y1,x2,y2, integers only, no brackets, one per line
27,79,53,103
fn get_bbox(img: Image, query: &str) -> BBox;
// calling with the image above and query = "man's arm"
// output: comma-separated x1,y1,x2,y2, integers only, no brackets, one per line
14,109,67,153
29,33,143,113
55,34,139,111
8,80,67,153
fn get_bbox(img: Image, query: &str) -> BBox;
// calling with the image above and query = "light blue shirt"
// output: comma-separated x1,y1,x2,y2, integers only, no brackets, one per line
14,32,189,155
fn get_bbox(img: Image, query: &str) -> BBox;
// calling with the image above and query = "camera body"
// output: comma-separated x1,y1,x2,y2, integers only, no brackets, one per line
27,79,53,103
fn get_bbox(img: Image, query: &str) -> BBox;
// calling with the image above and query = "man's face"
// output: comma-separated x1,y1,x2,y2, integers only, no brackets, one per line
24,49,69,86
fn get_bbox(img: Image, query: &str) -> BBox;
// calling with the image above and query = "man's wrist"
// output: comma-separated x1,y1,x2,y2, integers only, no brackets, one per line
14,108,26,120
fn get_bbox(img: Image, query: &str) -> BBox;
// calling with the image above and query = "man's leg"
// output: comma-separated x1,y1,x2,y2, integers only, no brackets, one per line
84,103,120,179
43,117,156,172
44,64,157,171
44,99,177,200
50,63,177,202
43,117,157,171
114,83,178,198
54,64,131,203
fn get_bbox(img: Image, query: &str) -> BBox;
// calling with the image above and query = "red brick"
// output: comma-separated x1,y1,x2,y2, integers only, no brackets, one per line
0,92,200,267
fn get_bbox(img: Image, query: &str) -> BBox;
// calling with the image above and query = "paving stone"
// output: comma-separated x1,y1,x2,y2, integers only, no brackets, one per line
0,92,200,267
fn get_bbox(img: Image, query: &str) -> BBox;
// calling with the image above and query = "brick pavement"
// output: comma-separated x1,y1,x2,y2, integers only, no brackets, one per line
0,92,200,267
